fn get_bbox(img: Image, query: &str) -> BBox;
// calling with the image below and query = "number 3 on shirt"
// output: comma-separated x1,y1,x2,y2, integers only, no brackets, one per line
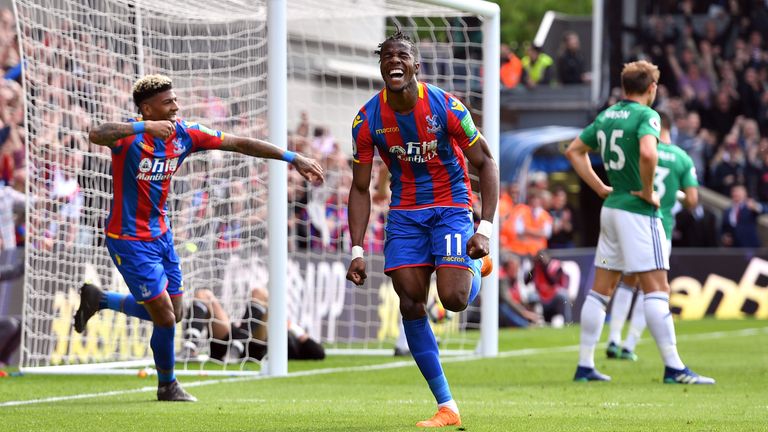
597,129,625,171
445,233,462,256
654,166,670,198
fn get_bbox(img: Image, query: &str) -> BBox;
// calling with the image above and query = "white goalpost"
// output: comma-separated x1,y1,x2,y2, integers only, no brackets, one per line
15,0,499,376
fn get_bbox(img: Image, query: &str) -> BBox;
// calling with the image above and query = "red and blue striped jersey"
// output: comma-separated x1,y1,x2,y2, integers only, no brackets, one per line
352,82,481,210
107,119,224,240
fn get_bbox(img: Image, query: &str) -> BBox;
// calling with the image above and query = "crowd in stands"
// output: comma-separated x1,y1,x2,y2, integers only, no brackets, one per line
0,7,23,253
0,3,368,261
500,31,591,91
628,1,768,206
500,1,768,222
492,0,768,328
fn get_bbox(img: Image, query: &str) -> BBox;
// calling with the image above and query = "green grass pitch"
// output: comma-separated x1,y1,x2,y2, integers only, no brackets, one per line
2,319,767,431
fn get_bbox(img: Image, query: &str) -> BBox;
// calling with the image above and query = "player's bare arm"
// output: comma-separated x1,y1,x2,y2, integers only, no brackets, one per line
219,134,324,185
681,186,698,209
631,134,660,207
346,161,372,286
463,136,498,259
565,136,613,199
88,120,175,147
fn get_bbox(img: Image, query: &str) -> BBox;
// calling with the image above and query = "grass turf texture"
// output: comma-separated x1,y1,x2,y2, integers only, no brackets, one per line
1,319,766,431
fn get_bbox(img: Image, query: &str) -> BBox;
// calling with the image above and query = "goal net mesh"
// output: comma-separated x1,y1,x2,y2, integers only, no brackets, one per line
16,0,488,373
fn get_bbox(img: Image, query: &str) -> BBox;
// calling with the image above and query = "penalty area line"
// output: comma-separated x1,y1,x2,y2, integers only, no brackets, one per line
1,326,765,408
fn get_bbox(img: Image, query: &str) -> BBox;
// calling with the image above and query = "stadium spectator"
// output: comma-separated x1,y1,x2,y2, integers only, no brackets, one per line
295,111,310,138
325,177,350,253
673,204,719,247
184,287,325,362
215,181,247,251
674,111,707,182
499,184,527,255
703,91,739,142
681,2,737,56
498,254,542,328
557,32,589,85
0,316,20,368
499,43,523,89
548,187,576,249
0,179,23,251
498,182,519,223
527,171,550,196
709,133,748,196
49,150,83,246
525,251,571,326
739,67,764,120
637,16,679,95
748,142,768,202
521,44,554,88
513,191,553,258
671,58,714,106
721,184,764,247
310,126,335,157
450,16,483,92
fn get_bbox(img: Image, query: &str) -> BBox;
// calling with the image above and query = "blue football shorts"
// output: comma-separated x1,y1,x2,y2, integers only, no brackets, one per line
383,206,475,274
105,230,184,303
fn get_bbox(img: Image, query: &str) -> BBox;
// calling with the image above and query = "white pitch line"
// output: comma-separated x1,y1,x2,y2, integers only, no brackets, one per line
1,326,765,408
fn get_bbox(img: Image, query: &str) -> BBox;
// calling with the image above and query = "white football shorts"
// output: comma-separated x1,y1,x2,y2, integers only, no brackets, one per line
594,207,670,273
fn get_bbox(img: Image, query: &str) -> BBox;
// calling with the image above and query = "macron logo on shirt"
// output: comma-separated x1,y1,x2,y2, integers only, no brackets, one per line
137,157,180,181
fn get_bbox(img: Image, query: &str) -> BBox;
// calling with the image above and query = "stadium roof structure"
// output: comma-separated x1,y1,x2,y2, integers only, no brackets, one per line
499,125,582,183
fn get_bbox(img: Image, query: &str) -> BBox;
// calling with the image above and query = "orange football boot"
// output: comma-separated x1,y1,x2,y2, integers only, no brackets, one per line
416,407,462,428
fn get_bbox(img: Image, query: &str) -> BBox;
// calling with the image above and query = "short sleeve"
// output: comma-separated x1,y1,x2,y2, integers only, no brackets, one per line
680,154,699,189
113,135,133,154
445,95,480,150
186,122,224,152
579,121,599,150
352,110,374,164
637,109,661,142
113,117,142,153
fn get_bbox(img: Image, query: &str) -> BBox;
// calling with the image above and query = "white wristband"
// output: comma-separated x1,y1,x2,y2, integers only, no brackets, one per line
351,245,365,261
476,220,493,239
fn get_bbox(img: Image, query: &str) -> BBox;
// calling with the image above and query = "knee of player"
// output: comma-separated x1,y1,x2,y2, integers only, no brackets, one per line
399,300,427,320
153,314,176,328
151,307,177,328
638,270,671,294
441,291,469,313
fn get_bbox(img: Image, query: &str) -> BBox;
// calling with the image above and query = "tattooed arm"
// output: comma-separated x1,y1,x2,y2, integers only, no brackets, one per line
88,120,175,147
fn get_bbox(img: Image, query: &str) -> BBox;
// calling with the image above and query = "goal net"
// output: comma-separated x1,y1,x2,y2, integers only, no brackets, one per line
16,0,499,375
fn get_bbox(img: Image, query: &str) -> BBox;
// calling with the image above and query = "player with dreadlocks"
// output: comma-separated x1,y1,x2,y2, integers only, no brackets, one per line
74,74,324,401
346,29,499,427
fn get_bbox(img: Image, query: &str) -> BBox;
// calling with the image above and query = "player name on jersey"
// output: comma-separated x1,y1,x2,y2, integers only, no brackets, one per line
658,149,676,162
603,110,631,119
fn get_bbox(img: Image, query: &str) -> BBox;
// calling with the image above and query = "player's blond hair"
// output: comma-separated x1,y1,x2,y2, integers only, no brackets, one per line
621,61,659,96
132,74,173,107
